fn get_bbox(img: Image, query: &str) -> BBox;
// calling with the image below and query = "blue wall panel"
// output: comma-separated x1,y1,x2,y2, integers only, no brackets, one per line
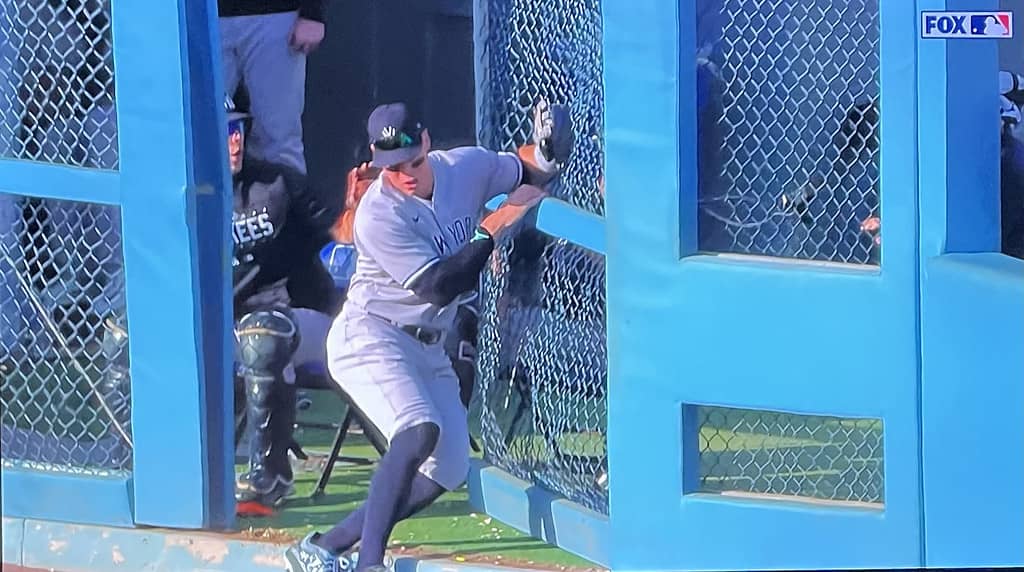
919,254,1024,567
604,0,923,570
0,469,134,529
112,0,231,529
0,161,119,205
916,3,1023,566
181,0,238,531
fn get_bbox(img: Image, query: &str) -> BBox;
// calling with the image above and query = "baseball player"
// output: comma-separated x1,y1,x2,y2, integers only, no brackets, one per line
332,162,482,412
284,100,573,572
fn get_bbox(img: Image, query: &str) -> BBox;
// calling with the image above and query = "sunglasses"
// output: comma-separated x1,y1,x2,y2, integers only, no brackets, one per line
374,125,422,151
228,118,245,138
385,155,425,173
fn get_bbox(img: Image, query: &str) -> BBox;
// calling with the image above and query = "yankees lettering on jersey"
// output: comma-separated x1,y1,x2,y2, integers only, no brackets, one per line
234,209,275,247
231,168,290,273
345,146,523,330
232,209,276,266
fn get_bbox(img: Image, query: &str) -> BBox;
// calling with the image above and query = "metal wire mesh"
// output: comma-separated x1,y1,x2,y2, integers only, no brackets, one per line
475,0,605,216
697,406,884,504
1,194,132,474
0,0,118,169
476,230,608,513
474,0,609,514
696,0,881,264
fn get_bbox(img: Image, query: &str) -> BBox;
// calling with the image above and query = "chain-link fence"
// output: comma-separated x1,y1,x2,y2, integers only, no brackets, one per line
696,406,884,504
696,0,881,264
0,0,118,169
475,0,605,216
1,194,132,474
473,0,609,514
476,231,608,514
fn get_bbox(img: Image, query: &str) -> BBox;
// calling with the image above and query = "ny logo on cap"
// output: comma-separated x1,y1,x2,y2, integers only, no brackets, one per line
381,126,398,138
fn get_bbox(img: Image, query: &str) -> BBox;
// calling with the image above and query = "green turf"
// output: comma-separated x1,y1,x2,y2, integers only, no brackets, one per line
2,359,111,440
237,391,604,571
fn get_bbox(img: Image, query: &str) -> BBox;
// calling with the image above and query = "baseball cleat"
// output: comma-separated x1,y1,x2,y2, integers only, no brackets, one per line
235,472,294,516
284,533,351,572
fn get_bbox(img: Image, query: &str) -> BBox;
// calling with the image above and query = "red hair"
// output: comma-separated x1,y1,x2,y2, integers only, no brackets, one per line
331,162,380,244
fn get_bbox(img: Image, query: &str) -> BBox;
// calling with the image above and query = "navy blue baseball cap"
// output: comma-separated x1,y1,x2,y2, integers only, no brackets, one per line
367,102,424,168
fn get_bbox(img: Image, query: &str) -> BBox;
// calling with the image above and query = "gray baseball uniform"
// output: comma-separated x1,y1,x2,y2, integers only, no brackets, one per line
326,145,521,490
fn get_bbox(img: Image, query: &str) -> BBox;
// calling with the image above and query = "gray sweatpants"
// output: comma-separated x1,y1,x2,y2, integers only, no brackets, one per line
220,11,307,174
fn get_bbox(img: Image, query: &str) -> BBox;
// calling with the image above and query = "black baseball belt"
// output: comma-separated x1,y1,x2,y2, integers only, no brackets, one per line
367,312,445,345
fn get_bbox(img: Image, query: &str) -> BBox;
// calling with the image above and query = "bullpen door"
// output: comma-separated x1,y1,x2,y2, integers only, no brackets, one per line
604,0,922,570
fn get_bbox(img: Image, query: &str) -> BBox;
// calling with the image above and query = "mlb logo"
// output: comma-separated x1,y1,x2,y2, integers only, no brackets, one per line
922,11,1014,39
971,13,1012,37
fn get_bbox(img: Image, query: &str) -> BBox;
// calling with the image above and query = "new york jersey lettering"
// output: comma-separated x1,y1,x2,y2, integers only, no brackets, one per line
431,215,472,255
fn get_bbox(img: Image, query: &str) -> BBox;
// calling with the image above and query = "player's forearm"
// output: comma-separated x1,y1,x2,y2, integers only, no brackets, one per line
409,230,495,307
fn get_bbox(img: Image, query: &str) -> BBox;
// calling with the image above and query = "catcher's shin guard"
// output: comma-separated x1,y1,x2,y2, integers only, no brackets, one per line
234,308,299,515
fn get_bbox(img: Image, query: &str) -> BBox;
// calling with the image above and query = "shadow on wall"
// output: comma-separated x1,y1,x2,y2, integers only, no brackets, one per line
300,0,476,206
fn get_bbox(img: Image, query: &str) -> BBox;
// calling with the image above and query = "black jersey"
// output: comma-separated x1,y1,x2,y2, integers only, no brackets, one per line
232,158,339,316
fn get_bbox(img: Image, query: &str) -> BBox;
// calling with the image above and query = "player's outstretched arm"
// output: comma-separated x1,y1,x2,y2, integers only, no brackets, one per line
407,186,547,307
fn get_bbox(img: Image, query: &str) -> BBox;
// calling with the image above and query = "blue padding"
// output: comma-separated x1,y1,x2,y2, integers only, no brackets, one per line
920,253,1024,567
2,517,25,565
181,0,237,531
1,468,133,528
941,19,1001,253
467,460,609,567
603,0,924,570
0,159,120,204
111,0,220,528
484,196,605,254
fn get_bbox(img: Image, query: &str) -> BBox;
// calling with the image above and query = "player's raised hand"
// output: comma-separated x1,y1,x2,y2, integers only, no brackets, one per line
532,98,574,165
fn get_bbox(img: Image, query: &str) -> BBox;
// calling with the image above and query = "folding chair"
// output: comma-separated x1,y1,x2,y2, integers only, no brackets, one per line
289,361,386,498
301,362,482,499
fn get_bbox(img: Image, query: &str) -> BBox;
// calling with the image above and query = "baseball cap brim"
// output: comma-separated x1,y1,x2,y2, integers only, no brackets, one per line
371,144,421,168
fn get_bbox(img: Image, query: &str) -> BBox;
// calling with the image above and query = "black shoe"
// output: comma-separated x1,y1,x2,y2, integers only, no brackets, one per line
236,376,298,513
236,469,295,513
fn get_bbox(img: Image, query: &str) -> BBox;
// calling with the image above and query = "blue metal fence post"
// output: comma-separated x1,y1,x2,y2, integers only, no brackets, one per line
182,0,238,532
113,0,233,529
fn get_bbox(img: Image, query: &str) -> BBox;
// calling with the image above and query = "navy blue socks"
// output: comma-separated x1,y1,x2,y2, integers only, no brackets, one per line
314,422,445,567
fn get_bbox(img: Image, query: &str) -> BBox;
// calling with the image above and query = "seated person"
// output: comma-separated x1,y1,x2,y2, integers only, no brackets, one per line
227,94,343,517
101,95,343,517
